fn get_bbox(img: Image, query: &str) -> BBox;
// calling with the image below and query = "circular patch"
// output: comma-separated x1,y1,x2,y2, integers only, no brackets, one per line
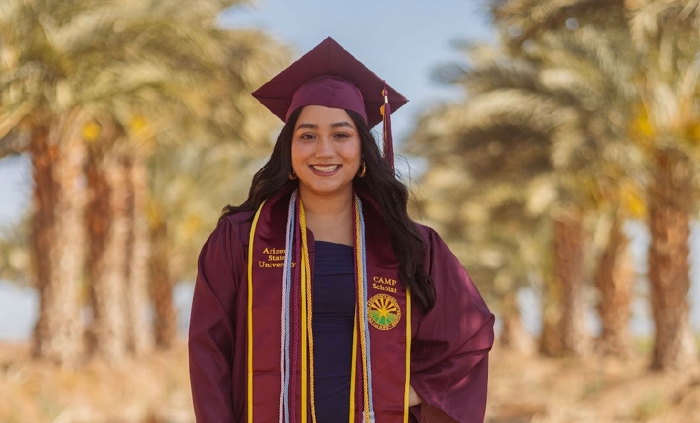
368,294,401,330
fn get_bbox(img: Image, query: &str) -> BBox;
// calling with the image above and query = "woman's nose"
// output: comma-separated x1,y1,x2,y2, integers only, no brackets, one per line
315,136,334,157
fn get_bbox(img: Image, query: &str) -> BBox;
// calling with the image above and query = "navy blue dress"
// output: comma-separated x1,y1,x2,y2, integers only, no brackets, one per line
313,240,355,422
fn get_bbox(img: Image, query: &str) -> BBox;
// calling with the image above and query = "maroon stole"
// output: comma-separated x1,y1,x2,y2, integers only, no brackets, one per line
246,187,411,423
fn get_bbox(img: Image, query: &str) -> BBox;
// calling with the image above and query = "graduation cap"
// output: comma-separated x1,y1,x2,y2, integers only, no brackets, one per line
252,37,407,169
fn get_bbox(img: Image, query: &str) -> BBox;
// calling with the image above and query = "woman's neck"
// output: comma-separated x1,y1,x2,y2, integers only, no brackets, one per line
299,187,354,246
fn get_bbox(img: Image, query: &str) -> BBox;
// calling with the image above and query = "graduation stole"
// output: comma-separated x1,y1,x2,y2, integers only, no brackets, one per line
246,187,412,423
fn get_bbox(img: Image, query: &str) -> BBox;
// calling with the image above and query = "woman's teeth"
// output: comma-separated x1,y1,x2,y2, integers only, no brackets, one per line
311,165,339,172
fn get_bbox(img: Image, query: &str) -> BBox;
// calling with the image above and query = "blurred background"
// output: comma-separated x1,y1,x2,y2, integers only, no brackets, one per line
2,0,700,422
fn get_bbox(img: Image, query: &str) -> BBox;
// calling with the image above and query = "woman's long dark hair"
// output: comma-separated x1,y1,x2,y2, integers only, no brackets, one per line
220,108,436,310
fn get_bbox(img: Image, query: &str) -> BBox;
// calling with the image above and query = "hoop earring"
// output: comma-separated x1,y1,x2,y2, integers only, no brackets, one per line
289,169,297,180
356,161,366,178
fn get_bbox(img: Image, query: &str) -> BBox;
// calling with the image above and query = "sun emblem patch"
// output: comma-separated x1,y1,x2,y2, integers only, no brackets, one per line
368,294,401,330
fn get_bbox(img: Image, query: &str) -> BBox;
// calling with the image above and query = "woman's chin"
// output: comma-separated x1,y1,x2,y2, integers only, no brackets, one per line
298,181,354,198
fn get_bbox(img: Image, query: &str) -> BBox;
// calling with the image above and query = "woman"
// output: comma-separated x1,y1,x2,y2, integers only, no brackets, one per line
189,37,495,423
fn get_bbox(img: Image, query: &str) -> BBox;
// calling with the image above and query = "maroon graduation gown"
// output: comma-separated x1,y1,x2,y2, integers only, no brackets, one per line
189,210,495,423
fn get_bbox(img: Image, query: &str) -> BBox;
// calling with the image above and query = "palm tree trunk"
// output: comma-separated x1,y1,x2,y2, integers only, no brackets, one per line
86,129,129,364
85,142,108,354
594,215,634,357
553,210,589,356
150,214,177,349
30,123,57,359
648,146,696,371
31,111,88,366
539,273,563,356
500,289,533,354
99,150,130,363
124,152,152,355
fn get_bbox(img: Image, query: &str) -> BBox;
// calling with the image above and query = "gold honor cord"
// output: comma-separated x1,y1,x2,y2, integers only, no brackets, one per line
298,201,318,423
403,291,412,423
348,313,358,423
353,198,371,423
247,201,265,423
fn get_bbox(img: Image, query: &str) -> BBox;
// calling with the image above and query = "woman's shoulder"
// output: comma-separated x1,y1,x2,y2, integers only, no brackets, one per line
208,211,256,249
412,222,443,246
221,210,255,228
411,222,459,268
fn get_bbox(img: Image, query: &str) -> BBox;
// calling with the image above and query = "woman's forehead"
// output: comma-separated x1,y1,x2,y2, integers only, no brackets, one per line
295,105,355,128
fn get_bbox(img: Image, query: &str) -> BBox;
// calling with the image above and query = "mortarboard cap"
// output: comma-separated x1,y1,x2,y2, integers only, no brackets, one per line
252,37,407,168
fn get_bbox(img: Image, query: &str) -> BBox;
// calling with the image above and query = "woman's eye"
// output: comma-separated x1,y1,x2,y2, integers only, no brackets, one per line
299,133,315,140
334,132,350,138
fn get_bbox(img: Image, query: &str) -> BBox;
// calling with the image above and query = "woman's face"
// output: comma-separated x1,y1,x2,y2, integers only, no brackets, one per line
291,105,362,199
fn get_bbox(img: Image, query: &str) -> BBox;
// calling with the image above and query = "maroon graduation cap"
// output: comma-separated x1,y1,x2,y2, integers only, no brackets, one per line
252,37,407,169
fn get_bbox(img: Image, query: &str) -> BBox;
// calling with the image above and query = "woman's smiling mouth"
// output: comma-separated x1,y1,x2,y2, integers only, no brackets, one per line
310,165,340,173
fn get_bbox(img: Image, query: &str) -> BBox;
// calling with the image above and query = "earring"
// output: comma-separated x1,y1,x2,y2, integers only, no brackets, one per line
356,161,366,178
289,169,297,180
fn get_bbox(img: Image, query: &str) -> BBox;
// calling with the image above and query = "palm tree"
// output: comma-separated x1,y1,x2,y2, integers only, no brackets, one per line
2,3,79,364
628,1,700,371
526,27,643,358
406,79,568,355
143,28,290,349
408,22,644,358
75,1,288,358
0,0,289,365
0,0,179,365
490,0,700,371
71,0,248,362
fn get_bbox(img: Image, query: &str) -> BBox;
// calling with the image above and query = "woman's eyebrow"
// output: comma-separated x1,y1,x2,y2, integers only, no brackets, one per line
331,121,354,129
295,121,355,130
295,123,318,130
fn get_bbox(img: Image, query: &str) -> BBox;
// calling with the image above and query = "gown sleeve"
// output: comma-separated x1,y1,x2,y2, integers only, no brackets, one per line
410,227,495,423
189,219,242,423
